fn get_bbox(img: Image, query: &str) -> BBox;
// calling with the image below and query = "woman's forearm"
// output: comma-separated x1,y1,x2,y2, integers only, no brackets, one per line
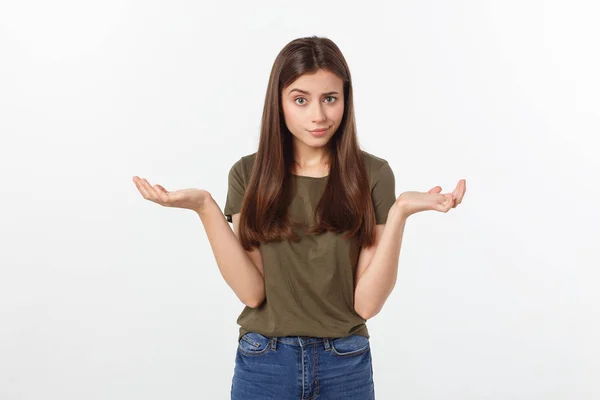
354,208,408,319
196,196,265,308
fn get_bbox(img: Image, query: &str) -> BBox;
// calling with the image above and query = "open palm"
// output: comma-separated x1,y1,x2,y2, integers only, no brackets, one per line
395,179,466,217
132,176,211,213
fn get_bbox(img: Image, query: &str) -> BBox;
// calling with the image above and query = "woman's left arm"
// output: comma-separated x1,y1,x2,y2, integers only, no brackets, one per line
353,207,407,320
354,179,467,319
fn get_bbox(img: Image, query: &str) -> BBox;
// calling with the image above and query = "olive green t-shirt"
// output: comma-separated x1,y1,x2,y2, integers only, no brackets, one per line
223,150,396,341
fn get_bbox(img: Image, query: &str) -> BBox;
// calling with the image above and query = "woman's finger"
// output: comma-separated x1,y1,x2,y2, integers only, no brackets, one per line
436,195,454,213
134,177,153,200
445,194,455,212
452,186,461,208
436,193,449,204
453,180,466,207
155,184,168,193
154,184,170,204
428,186,442,194
148,181,168,204
448,194,456,210
141,179,160,203
449,180,462,208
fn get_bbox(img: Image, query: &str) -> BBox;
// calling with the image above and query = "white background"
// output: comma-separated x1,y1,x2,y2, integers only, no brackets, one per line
1,0,598,399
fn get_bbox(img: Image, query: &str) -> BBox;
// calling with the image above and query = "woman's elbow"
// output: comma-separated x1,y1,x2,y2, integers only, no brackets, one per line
243,293,265,308
354,303,380,320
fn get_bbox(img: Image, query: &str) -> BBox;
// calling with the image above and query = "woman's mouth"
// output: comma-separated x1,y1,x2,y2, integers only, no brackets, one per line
308,127,330,137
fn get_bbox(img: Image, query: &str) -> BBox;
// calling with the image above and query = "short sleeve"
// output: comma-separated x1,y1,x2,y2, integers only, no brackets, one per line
371,161,396,224
223,158,246,223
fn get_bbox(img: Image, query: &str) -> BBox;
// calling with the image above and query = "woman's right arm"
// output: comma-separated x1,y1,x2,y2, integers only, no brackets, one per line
132,176,265,308
197,196,265,308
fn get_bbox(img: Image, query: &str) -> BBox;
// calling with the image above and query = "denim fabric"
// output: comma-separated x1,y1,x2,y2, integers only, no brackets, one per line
231,332,375,400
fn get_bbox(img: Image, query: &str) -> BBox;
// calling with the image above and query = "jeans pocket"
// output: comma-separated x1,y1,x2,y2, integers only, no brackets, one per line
238,332,272,356
330,334,370,357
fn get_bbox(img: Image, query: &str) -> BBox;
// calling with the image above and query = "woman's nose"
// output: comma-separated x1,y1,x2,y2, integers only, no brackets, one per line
311,103,326,122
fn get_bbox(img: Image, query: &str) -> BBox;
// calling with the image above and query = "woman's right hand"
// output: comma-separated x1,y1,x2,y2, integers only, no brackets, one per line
132,176,212,213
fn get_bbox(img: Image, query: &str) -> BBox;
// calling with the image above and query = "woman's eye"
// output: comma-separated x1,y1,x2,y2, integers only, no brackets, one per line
294,96,337,105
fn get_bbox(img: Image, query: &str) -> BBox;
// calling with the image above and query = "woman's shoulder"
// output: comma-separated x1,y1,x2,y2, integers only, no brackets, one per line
360,150,391,187
361,149,389,167
229,152,258,175
240,151,258,163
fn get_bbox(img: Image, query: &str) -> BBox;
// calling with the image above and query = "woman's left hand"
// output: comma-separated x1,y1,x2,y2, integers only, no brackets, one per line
393,179,466,218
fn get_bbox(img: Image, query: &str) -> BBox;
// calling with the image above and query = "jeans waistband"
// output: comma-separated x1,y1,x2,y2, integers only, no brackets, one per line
272,336,333,348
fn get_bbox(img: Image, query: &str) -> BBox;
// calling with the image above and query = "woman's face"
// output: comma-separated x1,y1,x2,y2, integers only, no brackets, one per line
281,69,345,151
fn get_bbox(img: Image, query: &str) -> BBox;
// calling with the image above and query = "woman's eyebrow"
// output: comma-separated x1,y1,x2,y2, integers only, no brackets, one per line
288,88,340,96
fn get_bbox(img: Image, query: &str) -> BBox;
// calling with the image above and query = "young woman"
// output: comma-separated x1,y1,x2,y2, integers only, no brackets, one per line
133,36,466,400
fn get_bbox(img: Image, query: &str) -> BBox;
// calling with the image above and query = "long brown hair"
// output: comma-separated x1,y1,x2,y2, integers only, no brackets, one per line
237,36,378,251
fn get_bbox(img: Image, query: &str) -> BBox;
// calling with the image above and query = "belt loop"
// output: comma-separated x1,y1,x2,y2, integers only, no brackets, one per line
270,337,277,350
323,338,331,351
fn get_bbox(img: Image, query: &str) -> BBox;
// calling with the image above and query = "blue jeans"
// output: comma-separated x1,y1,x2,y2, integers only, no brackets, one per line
231,332,375,400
